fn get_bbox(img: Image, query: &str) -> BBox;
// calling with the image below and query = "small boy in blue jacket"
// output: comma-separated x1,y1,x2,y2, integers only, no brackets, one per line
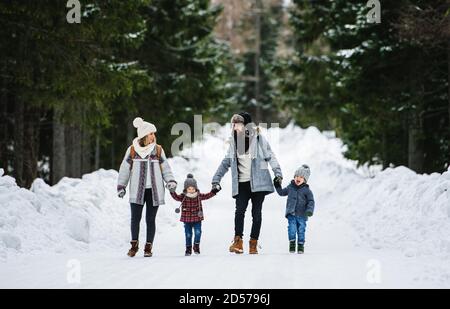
274,164,315,254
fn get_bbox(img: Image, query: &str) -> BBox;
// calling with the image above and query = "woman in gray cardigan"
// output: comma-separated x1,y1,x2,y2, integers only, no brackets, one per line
212,112,283,254
117,117,177,258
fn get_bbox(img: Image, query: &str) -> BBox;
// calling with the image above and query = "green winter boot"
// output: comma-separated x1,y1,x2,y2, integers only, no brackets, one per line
297,243,304,254
289,241,296,253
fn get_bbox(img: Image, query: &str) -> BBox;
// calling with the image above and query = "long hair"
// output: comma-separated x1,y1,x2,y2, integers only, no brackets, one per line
138,134,156,147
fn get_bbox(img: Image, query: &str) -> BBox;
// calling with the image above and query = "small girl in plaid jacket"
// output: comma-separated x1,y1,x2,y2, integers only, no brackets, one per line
170,174,220,256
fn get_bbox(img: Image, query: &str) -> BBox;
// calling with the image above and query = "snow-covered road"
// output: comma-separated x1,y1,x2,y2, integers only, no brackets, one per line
1,195,448,288
1,125,450,288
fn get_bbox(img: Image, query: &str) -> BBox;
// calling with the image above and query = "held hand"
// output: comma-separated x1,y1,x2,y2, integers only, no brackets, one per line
211,183,222,193
273,176,282,188
118,188,126,199
166,181,177,192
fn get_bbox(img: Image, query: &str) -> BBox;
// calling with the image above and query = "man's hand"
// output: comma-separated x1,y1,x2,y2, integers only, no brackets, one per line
118,188,126,199
273,176,282,188
166,181,177,193
212,183,222,193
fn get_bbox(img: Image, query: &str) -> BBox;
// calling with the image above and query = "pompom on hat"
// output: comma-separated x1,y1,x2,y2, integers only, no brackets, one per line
184,173,198,191
133,117,157,139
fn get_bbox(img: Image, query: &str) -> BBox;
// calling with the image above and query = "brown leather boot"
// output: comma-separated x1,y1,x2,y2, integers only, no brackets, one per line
229,236,243,254
127,240,139,257
249,238,258,254
144,242,153,257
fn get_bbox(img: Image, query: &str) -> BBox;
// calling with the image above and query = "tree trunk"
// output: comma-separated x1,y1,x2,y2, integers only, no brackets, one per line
13,97,24,186
23,106,39,188
254,0,262,124
408,111,424,173
65,125,80,178
0,62,8,173
81,125,91,175
65,125,73,177
73,125,82,177
381,131,388,170
52,108,66,184
111,126,116,169
127,117,134,145
95,132,100,170
66,124,82,178
448,41,450,132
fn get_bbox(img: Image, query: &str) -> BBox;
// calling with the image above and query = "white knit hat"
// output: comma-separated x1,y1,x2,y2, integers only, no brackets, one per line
133,117,157,139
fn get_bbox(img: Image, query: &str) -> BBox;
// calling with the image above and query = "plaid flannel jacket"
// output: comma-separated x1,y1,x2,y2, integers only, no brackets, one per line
170,191,216,223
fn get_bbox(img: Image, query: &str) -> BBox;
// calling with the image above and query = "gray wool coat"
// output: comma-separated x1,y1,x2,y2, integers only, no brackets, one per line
212,132,283,197
117,146,175,206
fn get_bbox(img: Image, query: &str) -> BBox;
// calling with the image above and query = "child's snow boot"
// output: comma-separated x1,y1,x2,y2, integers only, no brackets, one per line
289,240,296,253
249,238,258,254
185,246,192,256
144,242,153,257
127,240,139,257
193,243,200,255
229,236,244,254
297,243,304,254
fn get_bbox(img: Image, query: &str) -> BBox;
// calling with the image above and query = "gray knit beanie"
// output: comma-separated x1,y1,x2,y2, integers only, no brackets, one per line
294,164,311,182
184,173,198,191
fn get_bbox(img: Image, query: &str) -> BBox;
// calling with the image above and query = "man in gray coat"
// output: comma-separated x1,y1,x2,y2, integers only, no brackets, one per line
212,112,283,254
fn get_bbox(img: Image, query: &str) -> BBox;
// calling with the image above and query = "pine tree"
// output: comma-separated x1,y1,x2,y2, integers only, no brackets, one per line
278,0,449,173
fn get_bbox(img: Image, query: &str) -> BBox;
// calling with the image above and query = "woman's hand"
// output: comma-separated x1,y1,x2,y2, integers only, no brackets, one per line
166,181,177,192
118,188,126,198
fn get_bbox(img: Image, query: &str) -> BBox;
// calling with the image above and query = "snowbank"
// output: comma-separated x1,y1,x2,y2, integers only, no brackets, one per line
324,166,450,258
0,170,130,261
0,124,449,262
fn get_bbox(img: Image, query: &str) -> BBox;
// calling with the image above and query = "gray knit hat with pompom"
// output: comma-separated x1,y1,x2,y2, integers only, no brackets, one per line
184,173,198,191
294,164,311,182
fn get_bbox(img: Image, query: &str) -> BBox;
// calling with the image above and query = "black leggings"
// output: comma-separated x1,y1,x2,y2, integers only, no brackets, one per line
130,189,159,243
234,182,266,240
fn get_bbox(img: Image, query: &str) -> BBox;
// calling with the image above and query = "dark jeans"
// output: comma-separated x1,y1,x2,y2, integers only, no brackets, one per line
130,189,159,243
234,181,266,240
184,222,202,246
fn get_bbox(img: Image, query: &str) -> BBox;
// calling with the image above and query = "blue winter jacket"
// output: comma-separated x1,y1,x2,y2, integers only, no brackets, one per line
276,180,315,219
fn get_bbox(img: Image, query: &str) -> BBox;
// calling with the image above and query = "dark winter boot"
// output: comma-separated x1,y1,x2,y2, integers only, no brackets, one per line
297,243,304,254
185,246,192,256
289,241,296,253
193,243,200,255
127,240,139,257
249,238,258,254
229,236,243,254
144,242,153,257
